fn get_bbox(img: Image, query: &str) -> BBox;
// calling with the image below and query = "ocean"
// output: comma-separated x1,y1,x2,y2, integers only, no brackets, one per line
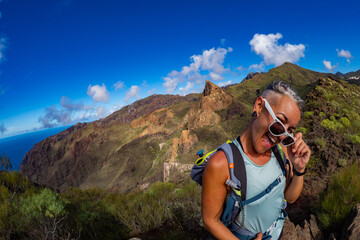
0,126,70,171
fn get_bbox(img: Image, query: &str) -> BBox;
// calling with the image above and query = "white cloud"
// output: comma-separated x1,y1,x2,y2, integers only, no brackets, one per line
249,62,265,72
87,84,110,103
38,105,72,128
218,80,232,87
60,96,85,111
95,106,109,118
337,49,353,63
125,85,141,102
0,37,6,62
38,96,97,128
178,82,195,96
162,47,232,93
209,72,224,81
249,33,305,66
114,81,125,90
236,66,246,71
38,96,115,129
323,60,335,71
111,104,124,113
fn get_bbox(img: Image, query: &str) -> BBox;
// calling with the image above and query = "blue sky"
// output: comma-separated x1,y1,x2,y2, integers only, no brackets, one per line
0,0,359,138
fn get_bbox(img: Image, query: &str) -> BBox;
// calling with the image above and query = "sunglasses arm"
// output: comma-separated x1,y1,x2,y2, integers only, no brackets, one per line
263,98,278,121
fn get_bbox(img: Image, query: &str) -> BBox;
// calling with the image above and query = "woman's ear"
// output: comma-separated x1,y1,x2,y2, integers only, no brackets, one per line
252,96,264,116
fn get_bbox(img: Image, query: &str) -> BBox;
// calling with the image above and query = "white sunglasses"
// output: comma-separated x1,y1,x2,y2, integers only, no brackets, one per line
263,98,296,146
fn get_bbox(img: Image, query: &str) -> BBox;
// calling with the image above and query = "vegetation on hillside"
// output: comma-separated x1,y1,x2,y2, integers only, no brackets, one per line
299,78,360,175
0,168,204,239
0,154,11,171
316,162,360,234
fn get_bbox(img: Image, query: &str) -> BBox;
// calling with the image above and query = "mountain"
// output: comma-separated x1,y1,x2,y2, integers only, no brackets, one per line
20,62,352,195
335,71,345,78
336,69,360,86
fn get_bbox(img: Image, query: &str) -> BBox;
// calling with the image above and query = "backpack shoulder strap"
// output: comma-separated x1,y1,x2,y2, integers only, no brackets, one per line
218,137,247,201
231,139,247,201
271,144,287,175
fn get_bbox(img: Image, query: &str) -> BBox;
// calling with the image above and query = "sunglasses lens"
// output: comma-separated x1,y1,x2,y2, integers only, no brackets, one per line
282,136,295,146
269,122,286,135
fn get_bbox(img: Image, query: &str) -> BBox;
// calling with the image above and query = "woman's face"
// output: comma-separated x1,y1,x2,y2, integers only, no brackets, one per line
251,95,301,154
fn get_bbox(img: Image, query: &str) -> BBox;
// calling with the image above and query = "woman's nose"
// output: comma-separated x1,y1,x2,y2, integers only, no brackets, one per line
278,134,287,140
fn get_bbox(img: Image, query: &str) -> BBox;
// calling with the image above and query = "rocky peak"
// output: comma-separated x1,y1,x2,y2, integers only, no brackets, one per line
243,72,260,81
200,80,232,111
203,80,223,97
336,71,345,78
186,80,232,129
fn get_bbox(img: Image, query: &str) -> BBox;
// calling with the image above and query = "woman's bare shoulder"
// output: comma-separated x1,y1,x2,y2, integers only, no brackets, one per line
205,150,229,179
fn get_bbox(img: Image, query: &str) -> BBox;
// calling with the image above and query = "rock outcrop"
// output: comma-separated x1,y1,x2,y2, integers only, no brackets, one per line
282,215,322,240
341,204,360,240
130,108,175,137
187,80,232,129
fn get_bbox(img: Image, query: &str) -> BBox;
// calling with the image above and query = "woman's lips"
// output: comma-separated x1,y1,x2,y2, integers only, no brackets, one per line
264,133,276,148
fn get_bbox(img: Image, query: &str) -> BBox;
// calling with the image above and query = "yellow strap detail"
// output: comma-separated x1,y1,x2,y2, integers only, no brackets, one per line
232,188,242,196
195,140,231,165
195,150,217,165
278,144,285,160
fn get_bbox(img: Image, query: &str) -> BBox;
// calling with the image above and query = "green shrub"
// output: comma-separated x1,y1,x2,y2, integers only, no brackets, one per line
341,108,349,115
0,154,11,171
315,137,325,148
113,181,202,236
296,127,308,135
172,181,202,230
114,182,176,234
337,158,347,168
0,171,34,194
346,134,360,145
62,187,128,240
303,111,314,119
319,112,326,119
339,117,351,128
306,157,320,171
20,188,68,239
0,186,11,237
316,86,328,97
320,119,343,131
317,163,360,232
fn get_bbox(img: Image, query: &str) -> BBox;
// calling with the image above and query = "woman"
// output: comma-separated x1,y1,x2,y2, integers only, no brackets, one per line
201,81,311,240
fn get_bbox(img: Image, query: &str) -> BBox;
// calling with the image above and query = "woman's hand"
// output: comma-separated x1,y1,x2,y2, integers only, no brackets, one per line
254,232,263,240
288,132,311,172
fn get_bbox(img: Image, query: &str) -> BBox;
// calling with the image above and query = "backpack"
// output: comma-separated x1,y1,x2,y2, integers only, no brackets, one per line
190,136,290,239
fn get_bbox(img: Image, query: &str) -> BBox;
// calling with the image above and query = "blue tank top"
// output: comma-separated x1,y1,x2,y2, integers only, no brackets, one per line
233,140,286,239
